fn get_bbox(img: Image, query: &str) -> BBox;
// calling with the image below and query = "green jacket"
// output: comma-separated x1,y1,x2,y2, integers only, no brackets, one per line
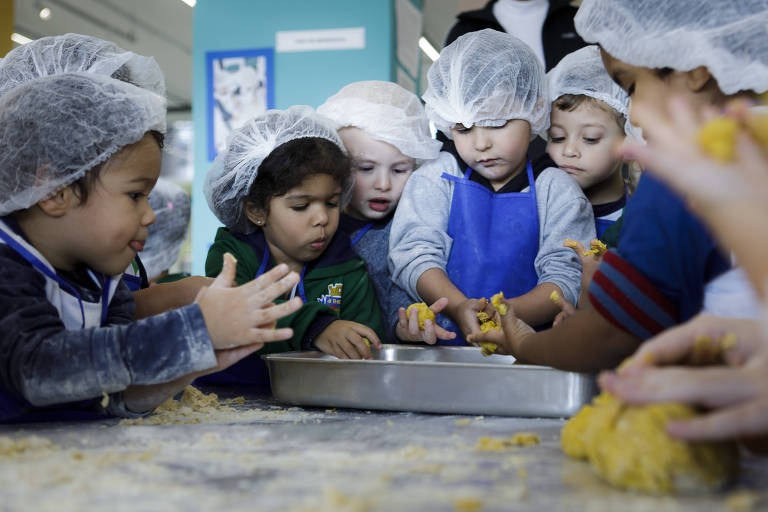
206,227,385,355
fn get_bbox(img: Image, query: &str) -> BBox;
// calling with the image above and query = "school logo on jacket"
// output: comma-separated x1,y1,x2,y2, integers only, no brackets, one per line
317,283,343,310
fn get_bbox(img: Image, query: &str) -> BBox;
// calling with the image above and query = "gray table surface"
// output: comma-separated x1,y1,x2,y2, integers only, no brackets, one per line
0,388,766,512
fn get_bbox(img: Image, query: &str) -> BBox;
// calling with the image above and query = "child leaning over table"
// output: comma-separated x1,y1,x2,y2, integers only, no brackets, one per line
389,29,595,345
203,106,385,388
0,73,302,422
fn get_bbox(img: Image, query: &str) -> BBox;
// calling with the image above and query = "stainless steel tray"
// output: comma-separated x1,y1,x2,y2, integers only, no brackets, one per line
264,345,597,418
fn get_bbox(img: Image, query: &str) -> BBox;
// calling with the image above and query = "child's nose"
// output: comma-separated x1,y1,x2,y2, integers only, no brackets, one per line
312,207,329,226
374,171,391,191
143,204,156,226
473,133,492,152
563,140,579,157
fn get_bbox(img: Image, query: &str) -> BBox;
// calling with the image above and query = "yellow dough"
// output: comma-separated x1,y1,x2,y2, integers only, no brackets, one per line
406,302,435,329
561,392,739,494
490,292,507,316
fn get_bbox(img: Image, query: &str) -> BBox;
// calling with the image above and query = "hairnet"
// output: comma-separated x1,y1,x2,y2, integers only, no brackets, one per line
0,33,166,99
205,105,345,233
317,81,441,162
0,73,167,216
142,178,191,279
574,0,768,95
422,29,548,139
546,45,642,141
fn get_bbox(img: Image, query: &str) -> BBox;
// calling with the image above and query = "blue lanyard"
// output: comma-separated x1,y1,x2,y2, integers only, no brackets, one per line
350,222,374,248
0,227,110,328
255,244,307,301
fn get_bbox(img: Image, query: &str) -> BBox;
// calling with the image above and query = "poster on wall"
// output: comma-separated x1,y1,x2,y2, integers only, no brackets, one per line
206,48,274,160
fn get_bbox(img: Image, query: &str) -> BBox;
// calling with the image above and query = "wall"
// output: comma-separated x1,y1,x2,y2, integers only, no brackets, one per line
191,0,394,274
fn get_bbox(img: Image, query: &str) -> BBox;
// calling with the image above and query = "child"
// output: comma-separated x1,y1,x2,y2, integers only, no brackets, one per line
317,80,453,344
204,105,385,380
389,29,596,345
493,0,767,372
0,73,302,422
545,45,637,239
141,178,191,284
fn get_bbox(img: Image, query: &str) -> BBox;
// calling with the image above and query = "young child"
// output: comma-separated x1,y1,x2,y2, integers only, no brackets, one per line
493,0,767,372
545,45,637,239
0,73,302,422
141,178,191,284
317,80,453,344
389,29,596,345
204,105,385,382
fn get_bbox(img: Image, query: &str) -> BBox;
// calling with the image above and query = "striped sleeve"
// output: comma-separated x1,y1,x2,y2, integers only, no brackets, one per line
588,250,678,340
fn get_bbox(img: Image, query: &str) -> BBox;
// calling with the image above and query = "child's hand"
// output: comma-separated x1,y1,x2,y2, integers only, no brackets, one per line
314,320,382,359
564,239,604,286
451,298,492,340
195,253,303,350
598,313,768,443
396,297,457,344
550,289,576,327
490,297,535,357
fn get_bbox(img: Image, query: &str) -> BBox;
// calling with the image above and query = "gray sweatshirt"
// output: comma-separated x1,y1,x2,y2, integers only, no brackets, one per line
388,151,596,307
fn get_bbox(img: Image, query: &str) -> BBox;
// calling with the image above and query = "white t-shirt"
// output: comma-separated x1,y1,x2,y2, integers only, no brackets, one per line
493,0,549,68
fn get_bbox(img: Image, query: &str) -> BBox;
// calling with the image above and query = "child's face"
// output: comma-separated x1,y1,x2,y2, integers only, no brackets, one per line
251,174,342,270
546,102,625,191
450,120,531,188
339,127,415,221
600,50,722,142
63,133,160,276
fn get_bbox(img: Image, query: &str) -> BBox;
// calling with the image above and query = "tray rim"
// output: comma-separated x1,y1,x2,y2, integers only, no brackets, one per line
262,345,594,376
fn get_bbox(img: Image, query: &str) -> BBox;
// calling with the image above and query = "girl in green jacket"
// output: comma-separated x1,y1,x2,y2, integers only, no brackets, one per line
202,106,385,385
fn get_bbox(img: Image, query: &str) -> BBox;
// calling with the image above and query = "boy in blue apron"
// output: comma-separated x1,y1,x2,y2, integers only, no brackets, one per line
389,29,596,345
0,73,301,422
544,45,639,240
318,81,453,344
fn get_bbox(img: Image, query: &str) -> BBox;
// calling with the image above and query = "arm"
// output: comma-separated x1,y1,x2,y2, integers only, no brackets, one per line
132,276,212,319
532,168,597,308
389,153,457,299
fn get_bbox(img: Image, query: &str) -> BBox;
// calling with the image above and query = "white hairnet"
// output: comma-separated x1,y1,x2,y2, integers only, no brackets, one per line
205,105,345,233
142,178,191,279
317,81,441,162
546,45,642,141
0,73,167,216
422,29,548,139
574,0,768,95
0,33,166,99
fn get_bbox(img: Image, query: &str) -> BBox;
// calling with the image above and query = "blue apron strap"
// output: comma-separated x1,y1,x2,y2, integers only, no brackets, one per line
350,222,374,248
255,244,270,278
100,275,111,325
297,264,308,302
0,227,87,329
463,167,473,179
525,160,537,202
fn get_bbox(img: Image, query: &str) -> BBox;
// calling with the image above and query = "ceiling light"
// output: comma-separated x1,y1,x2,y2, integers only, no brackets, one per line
39,7,52,20
419,36,440,62
179,0,196,6
11,32,33,45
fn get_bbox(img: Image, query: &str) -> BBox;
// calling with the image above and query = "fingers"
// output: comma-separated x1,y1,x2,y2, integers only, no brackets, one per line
428,297,449,314
214,342,264,371
209,253,237,289
666,397,768,442
250,296,303,326
246,326,294,343
599,366,760,409
349,323,381,350
422,319,437,345
563,239,587,257
243,268,300,305
433,323,457,341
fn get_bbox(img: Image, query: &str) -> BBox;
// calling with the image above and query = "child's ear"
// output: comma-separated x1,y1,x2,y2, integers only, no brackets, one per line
37,186,77,217
684,66,714,92
243,201,267,227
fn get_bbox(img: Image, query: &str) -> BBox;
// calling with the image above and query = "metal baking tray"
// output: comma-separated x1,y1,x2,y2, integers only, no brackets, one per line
264,345,597,418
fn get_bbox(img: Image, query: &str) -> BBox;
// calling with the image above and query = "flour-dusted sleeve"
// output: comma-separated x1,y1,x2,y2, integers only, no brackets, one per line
0,247,216,408
531,167,596,305
389,152,460,299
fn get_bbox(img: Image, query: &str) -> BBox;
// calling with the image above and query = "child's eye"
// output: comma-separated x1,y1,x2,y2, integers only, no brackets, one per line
291,204,308,211
453,125,472,134
357,166,374,172
549,136,565,143
129,192,145,201
326,201,339,208
583,137,601,144
393,168,412,174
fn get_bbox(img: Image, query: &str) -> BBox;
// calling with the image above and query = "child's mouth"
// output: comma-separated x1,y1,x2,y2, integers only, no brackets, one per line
129,240,145,252
368,198,390,212
309,238,327,250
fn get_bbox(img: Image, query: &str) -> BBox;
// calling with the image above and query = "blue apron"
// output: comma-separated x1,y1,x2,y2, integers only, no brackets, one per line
122,255,149,291
0,219,119,422
437,162,540,345
595,218,614,239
